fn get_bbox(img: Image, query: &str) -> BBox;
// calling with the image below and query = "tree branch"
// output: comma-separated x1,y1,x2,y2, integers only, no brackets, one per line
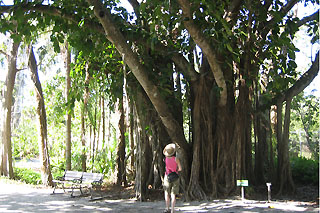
0,4,105,34
261,0,299,38
297,10,319,28
263,0,273,10
278,51,319,103
127,0,139,12
281,0,299,15
177,0,227,106
224,0,243,23
171,53,199,82
0,49,9,58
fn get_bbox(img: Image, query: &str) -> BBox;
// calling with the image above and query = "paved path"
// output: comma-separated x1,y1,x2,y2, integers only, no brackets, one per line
0,179,318,212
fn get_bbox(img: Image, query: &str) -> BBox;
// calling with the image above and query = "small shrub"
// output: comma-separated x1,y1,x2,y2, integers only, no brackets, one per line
291,157,319,185
50,157,67,179
13,167,41,185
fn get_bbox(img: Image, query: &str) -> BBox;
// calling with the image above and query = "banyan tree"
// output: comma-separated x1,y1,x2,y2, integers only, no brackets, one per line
0,0,318,200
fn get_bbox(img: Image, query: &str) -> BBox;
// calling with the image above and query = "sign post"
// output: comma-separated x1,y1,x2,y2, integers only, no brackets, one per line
237,180,248,201
266,183,272,202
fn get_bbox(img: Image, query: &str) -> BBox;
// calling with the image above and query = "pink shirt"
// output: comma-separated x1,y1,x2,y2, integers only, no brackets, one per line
165,156,178,175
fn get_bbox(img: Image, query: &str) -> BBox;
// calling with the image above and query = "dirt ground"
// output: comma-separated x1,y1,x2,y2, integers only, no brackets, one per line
0,178,318,212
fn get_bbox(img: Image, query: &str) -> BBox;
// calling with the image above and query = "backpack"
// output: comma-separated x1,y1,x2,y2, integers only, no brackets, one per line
167,172,179,183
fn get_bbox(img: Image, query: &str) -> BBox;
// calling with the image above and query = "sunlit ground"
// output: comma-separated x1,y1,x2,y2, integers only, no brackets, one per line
0,179,318,212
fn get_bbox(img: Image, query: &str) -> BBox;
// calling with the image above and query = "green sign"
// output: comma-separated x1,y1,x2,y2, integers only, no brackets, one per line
237,180,248,187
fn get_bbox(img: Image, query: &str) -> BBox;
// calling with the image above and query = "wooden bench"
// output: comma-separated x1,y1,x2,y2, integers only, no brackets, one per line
52,170,104,199
52,170,82,197
76,172,104,199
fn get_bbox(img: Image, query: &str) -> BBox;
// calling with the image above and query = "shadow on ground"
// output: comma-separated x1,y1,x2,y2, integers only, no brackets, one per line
0,179,318,212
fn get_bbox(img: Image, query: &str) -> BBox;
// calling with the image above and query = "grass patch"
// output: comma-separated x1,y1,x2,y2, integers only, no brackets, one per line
13,167,42,185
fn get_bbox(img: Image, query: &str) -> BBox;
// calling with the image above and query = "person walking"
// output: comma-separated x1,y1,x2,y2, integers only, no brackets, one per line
163,143,182,213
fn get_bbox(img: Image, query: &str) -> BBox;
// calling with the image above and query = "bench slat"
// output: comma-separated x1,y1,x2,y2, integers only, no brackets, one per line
64,171,83,181
82,172,103,183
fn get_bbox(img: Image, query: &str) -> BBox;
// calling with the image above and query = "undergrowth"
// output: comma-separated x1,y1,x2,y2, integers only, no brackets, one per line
291,157,319,185
13,167,41,185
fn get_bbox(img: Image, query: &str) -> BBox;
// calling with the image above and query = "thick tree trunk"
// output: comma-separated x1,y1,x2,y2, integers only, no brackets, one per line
117,98,127,186
187,76,210,200
64,42,72,171
254,107,275,184
234,79,253,185
28,46,53,186
147,118,165,189
254,109,268,185
277,100,295,195
0,41,20,178
133,89,151,201
131,86,169,200
270,106,277,182
211,107,234,196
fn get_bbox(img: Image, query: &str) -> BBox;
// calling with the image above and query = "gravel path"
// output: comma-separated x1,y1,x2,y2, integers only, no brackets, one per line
0,179,318,212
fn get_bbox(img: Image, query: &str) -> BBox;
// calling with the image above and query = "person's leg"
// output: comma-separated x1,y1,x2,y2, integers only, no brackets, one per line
170,179,179,212
170,193,176,213
165,190,170,211
163,176,171,212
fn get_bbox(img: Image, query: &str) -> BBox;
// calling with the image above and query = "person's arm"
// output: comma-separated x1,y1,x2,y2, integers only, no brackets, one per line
176,158,182,172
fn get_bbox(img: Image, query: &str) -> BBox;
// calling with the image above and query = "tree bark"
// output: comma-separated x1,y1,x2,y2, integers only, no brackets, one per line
0,40,20,178
28,46,53,186
91,106,97,171
129,98,135,172
102,94,105,146
116,97,127,186
64,42,72,171
81,64,90,172
254,103,268,185
129,83,170,200
133,88,150,201
176,0,227,107
277,99,295,195
187,76,210,200
234,79,253,185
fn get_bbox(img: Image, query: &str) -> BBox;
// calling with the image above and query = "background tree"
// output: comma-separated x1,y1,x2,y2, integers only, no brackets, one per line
291,93,320,160
28,46,53,186
63,42,72,171
0,37,20,178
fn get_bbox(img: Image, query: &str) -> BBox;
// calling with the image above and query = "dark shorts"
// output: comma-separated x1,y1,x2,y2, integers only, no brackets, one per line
163,175,179,195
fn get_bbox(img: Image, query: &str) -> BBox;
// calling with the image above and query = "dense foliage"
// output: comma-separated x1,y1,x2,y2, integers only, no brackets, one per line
291,157,319,185
13,167,41,185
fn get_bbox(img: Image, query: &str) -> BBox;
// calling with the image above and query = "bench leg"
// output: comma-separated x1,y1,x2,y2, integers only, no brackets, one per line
62,183,66,193
71,185,75,197
90,187,93,199
52,184,56,194
90,185,102,200
79,185,83,195
52,183,65,194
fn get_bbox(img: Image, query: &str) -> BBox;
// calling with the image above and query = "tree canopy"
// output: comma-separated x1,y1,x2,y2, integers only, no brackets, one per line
0,0,319,200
